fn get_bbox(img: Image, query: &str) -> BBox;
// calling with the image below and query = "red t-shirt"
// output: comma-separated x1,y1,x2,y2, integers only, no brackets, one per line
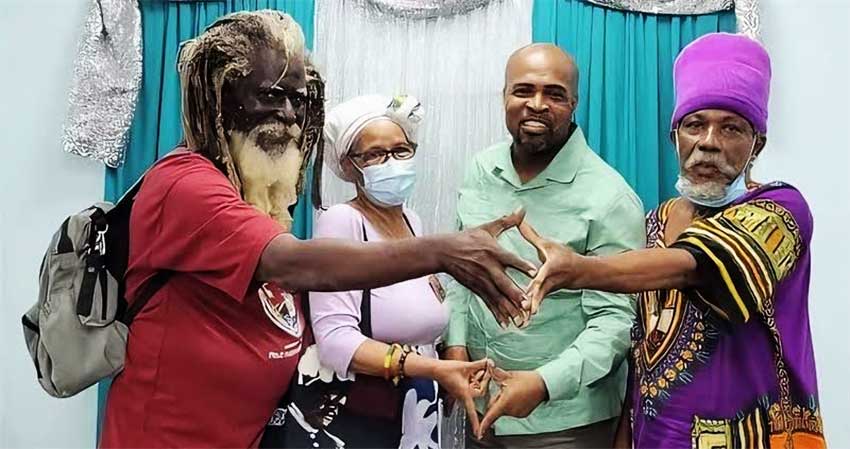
99,151,304,448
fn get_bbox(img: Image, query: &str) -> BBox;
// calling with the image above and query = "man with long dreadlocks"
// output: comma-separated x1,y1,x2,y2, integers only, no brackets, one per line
99,11,534,448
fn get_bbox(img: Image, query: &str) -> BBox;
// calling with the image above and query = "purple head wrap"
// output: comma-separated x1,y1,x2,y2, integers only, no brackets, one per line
671,33,772,134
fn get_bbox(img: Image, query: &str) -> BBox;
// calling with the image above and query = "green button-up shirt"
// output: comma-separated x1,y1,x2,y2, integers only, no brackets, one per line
445,127,646,435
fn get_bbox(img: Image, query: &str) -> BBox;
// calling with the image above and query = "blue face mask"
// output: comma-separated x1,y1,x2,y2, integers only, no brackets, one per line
355,158,417,207
674,132,757,209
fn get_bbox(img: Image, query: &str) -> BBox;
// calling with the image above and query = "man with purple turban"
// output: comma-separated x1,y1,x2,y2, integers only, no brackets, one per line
517,33,826,449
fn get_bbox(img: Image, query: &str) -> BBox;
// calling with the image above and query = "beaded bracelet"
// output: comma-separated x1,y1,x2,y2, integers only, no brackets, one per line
394,345,414,386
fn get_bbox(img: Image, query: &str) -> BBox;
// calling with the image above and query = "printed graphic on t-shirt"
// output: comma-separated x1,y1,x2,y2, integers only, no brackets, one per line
258,283,302,338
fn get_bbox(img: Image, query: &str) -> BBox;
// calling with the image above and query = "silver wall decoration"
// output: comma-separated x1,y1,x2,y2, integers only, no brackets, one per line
580,0,761,39
63,0,143,168
360,0,496,19
735,0,761,39
580,0,733,15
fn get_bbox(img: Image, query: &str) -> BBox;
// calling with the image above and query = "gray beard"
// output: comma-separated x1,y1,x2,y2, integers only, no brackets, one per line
676,175,729,202
229,124,304,230
676,146,741,203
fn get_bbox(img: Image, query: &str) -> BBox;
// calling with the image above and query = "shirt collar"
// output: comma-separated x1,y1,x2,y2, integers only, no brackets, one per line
492,125,586,190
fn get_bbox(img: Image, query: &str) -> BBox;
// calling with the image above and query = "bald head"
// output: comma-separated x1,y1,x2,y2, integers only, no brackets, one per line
503,43,580,157
505,43,579,96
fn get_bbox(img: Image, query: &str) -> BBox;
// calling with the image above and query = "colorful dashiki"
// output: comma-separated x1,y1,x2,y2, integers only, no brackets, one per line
631,182,826,449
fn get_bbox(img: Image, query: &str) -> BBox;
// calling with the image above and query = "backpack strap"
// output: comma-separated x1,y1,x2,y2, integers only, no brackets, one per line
121,270,173,325
113,150,188,325
113,149,189,207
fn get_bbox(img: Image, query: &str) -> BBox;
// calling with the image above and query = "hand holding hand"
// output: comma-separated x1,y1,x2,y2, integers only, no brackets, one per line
518,220,581,314
432,358,493,438
477,368,548,440
442,209,536,326
439,346,471,416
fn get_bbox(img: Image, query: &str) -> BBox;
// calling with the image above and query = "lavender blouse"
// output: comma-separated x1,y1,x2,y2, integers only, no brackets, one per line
309,203,449,378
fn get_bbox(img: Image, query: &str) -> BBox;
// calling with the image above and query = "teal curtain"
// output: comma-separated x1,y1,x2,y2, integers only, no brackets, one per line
532,0,735,209
97,0,315,441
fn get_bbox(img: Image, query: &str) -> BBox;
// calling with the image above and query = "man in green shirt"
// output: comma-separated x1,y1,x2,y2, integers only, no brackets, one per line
443,44,645,448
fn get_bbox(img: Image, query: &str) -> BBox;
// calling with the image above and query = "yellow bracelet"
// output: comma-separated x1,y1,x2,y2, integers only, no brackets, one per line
383,344,399,381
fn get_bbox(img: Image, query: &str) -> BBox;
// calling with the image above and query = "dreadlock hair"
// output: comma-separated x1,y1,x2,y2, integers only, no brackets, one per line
176,10,325,202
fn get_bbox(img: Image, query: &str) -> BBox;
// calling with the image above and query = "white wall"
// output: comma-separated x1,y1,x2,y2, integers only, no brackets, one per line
0,0,103,447
756,1,850,447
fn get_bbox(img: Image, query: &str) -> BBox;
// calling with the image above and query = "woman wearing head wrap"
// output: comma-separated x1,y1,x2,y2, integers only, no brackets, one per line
262,95,490,449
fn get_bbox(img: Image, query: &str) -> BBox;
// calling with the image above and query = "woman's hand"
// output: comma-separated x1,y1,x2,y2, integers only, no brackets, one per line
422,357,493,437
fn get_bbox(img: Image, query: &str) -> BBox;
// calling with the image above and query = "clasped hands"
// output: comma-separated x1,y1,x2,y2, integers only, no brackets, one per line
437,210,579,440
459,207,579,328
436,348,548,441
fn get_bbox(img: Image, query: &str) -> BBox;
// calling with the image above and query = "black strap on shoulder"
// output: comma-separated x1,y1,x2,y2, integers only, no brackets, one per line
300,217,376,338
121,270,173,325
111,150,191,325
359,221,373,338
401,212,416,237
113,149,189,208
358,214,415,338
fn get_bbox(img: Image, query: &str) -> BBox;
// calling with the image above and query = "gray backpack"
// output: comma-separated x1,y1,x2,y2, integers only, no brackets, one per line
22,159,174,398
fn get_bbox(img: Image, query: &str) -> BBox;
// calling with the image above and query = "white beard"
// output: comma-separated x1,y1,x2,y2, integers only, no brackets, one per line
675,175,729,202
676,148,740,203
229,124,303,231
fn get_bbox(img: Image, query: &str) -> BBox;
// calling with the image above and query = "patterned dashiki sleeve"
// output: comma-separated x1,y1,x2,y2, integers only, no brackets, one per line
670,199,804,324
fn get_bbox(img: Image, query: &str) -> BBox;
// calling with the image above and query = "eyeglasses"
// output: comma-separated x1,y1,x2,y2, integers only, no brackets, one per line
349,144,417,167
